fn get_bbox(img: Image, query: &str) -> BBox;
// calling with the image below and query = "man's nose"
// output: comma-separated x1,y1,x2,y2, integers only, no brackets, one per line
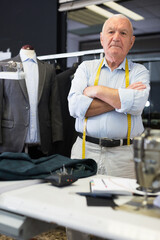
113,32,120,41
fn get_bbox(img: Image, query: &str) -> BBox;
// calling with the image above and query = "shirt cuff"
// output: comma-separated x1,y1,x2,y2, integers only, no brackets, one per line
77,96,93,119
116,88,134,113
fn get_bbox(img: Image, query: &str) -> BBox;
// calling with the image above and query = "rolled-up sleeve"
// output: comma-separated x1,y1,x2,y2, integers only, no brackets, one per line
116,63,150,115
68,62,93,119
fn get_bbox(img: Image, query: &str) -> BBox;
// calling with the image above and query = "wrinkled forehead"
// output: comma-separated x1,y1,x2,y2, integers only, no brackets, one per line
103,17,133,35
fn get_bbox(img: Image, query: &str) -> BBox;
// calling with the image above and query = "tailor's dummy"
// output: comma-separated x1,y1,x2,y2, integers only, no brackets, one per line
0,44,63,157
20,44,36,58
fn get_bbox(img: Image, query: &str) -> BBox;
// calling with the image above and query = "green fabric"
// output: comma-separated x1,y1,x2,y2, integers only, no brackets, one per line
0,152,97,180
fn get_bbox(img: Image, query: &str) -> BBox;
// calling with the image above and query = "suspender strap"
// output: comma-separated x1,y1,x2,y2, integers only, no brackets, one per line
125,59,131,145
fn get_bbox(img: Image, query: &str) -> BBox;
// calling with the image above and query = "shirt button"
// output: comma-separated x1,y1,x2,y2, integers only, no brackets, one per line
25,106,29,110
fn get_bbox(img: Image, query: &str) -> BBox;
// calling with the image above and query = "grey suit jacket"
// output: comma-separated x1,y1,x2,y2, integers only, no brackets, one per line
0,55,63,154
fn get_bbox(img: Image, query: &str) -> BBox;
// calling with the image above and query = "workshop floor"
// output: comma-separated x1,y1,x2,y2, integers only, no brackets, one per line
0,227,107,240
0,227,67,240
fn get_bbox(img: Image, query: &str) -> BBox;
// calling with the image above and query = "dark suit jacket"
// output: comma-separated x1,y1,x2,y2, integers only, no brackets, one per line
0,55,63,155
56,63,78,157
0,152,97,180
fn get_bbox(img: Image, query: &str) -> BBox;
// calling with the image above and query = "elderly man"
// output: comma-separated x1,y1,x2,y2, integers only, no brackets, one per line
68,14,150,179
67,13,150,240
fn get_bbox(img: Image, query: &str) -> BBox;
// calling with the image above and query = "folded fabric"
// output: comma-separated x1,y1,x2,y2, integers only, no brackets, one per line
0,152,97,180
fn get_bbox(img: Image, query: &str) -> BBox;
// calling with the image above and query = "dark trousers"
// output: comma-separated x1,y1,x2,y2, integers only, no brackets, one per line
23,144,47,159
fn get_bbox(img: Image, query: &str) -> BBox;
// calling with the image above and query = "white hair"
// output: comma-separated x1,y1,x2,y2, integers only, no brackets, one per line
102,14,134,36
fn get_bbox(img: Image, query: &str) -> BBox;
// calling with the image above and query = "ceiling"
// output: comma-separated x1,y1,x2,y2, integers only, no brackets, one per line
60,0,160,37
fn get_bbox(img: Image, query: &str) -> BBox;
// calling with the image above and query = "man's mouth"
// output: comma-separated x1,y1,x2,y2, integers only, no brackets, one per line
110,45,121,48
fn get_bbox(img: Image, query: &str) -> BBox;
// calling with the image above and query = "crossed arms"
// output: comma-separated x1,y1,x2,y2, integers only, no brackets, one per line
84,82,146,117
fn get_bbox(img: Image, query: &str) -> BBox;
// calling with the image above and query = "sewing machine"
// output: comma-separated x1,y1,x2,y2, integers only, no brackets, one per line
134,128,160,196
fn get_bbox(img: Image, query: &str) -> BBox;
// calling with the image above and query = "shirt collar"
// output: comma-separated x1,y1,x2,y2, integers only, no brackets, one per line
20,51,37,64
102,57,130,71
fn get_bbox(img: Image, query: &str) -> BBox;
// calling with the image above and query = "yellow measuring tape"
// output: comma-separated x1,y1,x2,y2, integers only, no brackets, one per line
125,59,131,145
82,58,131,159
82,59,104,159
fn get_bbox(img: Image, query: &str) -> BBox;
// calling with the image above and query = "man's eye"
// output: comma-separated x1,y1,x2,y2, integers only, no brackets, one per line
121,32,127,35
108,31,114,34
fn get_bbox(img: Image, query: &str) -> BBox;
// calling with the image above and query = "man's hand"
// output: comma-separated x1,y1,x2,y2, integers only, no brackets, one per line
127,82,146,90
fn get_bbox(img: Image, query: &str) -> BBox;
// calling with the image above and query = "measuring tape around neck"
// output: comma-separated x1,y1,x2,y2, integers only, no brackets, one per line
82,58,131,159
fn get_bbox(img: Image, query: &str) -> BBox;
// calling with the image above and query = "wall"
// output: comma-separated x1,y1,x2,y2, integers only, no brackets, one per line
0,0,60,57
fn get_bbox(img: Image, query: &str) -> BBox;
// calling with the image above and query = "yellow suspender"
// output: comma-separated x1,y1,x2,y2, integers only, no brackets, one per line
82,58,131,159
125,59,131,145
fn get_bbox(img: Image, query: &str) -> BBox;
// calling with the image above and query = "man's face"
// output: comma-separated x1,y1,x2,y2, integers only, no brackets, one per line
100,17,135,62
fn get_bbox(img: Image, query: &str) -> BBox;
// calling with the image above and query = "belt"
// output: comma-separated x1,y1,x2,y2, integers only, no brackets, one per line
78,133,132,147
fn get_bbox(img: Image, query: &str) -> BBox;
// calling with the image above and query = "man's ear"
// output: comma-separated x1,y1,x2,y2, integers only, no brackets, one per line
100,32,103,47
130,35,135,49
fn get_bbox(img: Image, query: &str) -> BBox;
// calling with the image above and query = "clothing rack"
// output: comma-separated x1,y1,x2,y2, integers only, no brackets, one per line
37,49,160,62
37,49,104,61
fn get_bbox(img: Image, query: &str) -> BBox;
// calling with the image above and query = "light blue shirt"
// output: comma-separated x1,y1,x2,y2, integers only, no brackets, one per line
68,58,150,139
20,52,40,144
